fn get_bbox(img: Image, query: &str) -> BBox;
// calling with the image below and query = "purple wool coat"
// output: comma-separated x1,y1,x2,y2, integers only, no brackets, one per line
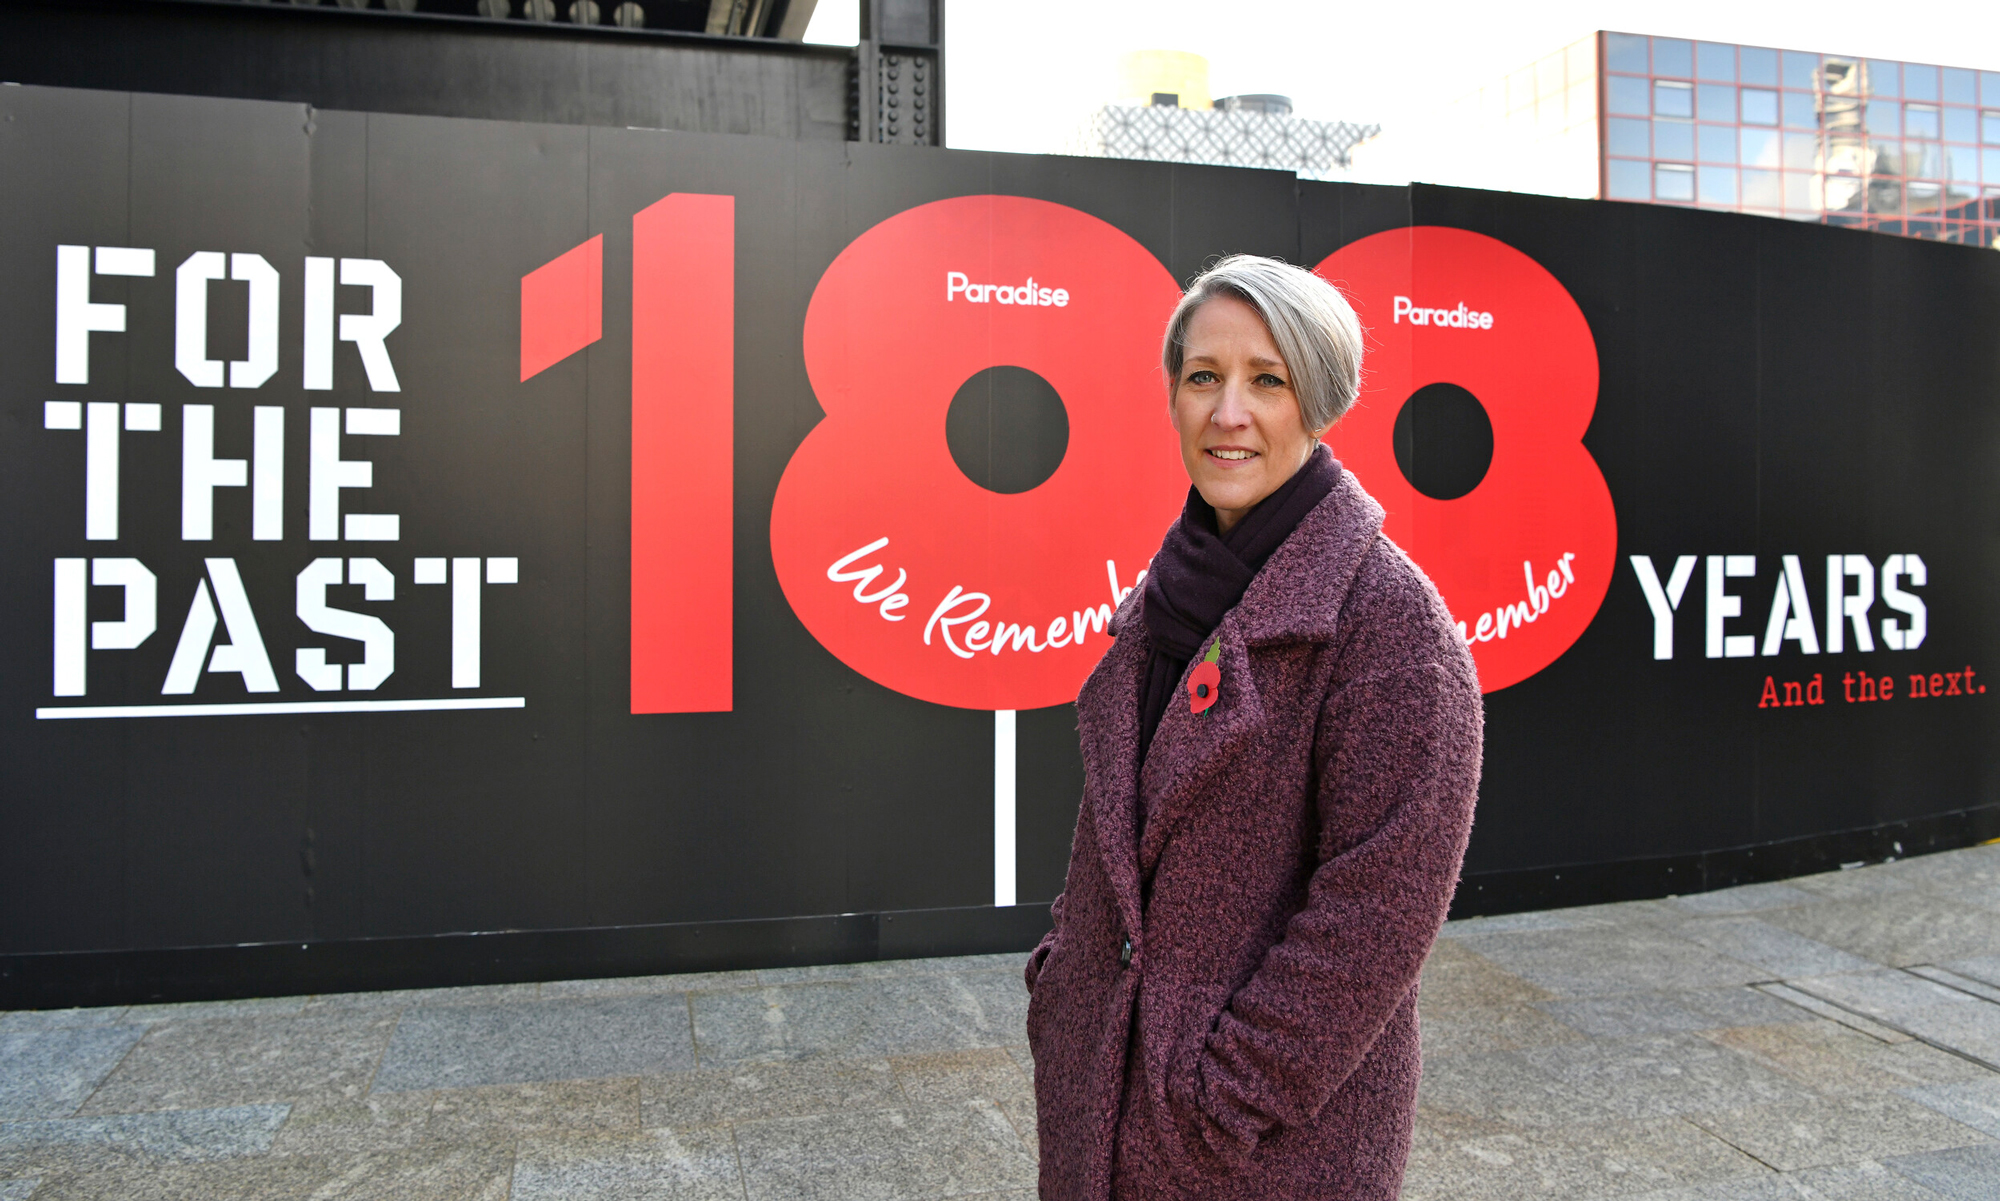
1024,471,1483,1201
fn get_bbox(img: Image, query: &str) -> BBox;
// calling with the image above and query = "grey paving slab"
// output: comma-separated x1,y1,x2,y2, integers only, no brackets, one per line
1689,1092,1991,1171
539,971,761,1000
1541,1117,1773,1197
1770,1159,1957,1200
1442,898,1675,938
893,952,1030,975
1910,966,2000,1006
301,983,543,1012
1408,1104,1515,1153
1443,910,1607,936
1419,1002,1587,1057
1895,844,2000,915
1664,882,1824,916
1702,1020,1973,1096
1670,916,1880,977
265,1090,436,1157
755,953,1025,985
123,996,311,1023
734,1101,1036,1201
428,1078,642,1136
1818,1025,2000,1090
1674,986,1825,1028
1601,1176,1791,1200
692,970,1027,1066
1609,1159,1948,1200
1539,987,1806,1040
0,1026,144,1120
1904,1078,2000,1138
1884,1142,2000,1200
1762,891,2000,968
1415,1050,1629,1128
1403,1131,1637,1201
511,1127,743,1201
0,1104,288,1164
16,1153,341,1200
1541,899,1687,926
1755,982,1914,1041
1403,1116,1764,1201
1788,863,1919,899
1419,939,1555,1009
998,1093,1036,1156
373,995,696,1092
0,1132,125,1181
1789,969,2000,1067
890,1048,1032,1107
43,1133,514,1201
0,1008,128,1033
1449,925,1771,998
278,1135,516,1200
1513,1032,1815,1119
77,1010,397,1113
1940,956,2000,990
1006,1046,1033,1085
642,1059,901,1127
1541,992,1727,1042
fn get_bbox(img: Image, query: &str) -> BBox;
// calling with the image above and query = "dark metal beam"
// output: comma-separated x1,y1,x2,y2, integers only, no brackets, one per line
0,0,857,138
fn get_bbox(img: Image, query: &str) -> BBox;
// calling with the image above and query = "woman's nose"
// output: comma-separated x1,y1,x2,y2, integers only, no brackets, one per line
1211,385,1252,428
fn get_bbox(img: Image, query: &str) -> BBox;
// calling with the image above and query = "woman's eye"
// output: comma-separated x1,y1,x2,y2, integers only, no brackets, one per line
1256,374,1286,389
1188,370,1218,385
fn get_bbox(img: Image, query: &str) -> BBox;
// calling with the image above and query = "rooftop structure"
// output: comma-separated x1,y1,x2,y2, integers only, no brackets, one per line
1071,50,1379,180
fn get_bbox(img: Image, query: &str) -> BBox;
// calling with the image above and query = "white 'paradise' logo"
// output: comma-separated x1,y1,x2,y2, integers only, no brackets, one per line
946,272,1069,307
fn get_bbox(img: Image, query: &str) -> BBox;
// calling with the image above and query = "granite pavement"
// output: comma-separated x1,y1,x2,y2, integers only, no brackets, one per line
4,843,1999,1199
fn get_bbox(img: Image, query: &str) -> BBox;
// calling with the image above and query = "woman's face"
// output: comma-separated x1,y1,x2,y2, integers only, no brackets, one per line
1170,295,1323,534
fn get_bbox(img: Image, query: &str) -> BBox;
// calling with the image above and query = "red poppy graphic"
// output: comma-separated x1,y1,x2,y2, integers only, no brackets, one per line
1314,226,1616,694
1187,660,1221,714
769,195,1186,710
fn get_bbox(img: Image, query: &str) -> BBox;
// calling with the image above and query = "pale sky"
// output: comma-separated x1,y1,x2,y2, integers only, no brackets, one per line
805,0,2000,156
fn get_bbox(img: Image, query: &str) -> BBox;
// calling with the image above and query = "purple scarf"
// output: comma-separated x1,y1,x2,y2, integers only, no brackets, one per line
1138,444,1342,760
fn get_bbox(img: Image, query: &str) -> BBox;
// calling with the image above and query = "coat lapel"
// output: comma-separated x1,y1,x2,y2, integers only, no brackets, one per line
1231,472,1386,647
1074,593,1149,940
1137,621,1268,878
1134,474,1388,876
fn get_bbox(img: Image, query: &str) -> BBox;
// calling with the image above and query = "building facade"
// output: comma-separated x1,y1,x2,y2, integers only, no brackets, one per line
1602,33,1997,246
1355,32,2000,250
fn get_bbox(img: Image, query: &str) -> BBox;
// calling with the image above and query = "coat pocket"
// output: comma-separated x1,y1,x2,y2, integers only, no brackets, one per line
1024,938,1060,1050
1151,1019,1267,1187
1024,931,1056,994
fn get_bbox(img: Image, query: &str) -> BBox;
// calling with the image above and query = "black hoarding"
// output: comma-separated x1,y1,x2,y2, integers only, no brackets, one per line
2,85,1995,1005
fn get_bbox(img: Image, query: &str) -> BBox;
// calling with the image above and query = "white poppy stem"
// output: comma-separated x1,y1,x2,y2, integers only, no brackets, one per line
994,709,1017,908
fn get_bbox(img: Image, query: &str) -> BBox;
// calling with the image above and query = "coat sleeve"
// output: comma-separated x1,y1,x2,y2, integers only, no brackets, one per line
1167,655,1482,1173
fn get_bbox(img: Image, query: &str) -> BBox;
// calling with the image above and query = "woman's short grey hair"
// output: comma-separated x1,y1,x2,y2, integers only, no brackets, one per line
1162,254,1363,433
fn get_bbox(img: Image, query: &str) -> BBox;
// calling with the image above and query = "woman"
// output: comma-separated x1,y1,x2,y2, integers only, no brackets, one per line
1024,255,1482,1200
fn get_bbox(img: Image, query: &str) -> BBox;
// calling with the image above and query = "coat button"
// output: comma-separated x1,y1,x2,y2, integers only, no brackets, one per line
1119,938,1132,966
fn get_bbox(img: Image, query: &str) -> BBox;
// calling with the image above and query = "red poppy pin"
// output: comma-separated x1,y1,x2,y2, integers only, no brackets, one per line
1187,639,1222,715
